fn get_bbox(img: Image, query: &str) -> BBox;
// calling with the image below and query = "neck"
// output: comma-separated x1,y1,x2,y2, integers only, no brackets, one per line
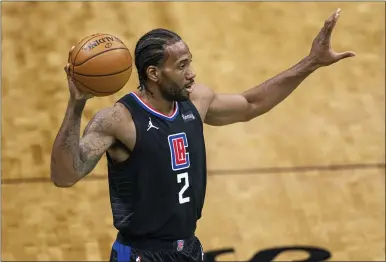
135,88,175,116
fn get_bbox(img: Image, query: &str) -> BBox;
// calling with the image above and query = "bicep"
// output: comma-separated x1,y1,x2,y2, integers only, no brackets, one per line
76,110,117,176
204,93,253,126
79,131,115,164
76,131,115,177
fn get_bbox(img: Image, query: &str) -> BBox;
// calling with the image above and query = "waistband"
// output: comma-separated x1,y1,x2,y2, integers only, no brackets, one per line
116,231,196,252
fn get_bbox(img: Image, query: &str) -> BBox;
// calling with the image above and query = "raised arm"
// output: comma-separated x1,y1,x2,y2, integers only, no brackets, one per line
203,8,355,126
50,102,118,187
50,57,118,187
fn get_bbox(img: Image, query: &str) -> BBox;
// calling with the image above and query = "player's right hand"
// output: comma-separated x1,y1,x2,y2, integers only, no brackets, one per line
65,46,94,101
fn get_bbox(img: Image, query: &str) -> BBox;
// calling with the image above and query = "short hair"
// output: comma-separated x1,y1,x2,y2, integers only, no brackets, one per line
134,28,182,90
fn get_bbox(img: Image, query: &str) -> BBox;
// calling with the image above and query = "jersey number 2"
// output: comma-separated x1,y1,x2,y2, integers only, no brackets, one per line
177,172,190,204
168,133,191,205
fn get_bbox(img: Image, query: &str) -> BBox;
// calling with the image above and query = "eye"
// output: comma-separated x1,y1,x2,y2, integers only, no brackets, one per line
179,59,192,70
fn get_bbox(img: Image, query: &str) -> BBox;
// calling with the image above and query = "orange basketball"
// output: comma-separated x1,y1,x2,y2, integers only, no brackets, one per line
69,33,133,97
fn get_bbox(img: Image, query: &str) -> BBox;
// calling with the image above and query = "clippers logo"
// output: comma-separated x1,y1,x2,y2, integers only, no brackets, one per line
168,133,190,171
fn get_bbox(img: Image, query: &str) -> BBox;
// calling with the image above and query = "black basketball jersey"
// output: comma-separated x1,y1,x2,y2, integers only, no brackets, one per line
106,92,207,241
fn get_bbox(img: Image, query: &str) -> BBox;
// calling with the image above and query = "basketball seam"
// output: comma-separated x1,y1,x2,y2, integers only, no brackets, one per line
73,65,132,77
72,34,105,78
74,47,130,67
73,78,123,94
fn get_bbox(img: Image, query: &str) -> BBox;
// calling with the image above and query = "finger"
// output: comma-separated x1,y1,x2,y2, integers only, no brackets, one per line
324,8,341,42
314,9,339,43
64,63,70,75
64,63,76,80
67,45,75,63
64,63,74,76
334,50,356,60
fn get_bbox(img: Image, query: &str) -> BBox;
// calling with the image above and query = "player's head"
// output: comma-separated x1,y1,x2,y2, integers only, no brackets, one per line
134,28,196,101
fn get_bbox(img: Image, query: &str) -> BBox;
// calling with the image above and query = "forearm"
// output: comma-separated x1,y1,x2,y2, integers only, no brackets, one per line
242,56,319,116
50,98,87,186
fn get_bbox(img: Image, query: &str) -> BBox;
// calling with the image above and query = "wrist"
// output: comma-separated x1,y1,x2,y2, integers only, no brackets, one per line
302,55,321,72
68,97,86,116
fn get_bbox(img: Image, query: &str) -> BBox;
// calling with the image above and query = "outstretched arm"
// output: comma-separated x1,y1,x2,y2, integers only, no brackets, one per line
204,8,355,126
204,56,318,125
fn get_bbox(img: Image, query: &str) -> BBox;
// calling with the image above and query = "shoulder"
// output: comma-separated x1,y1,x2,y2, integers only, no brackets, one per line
190,83,215,102
84,102,133,136
189,83,216,118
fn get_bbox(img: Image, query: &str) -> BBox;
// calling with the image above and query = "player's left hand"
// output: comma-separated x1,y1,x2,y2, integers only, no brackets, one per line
309,8,356,67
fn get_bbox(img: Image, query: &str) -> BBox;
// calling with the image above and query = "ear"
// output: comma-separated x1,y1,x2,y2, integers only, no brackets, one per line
146,66,160,82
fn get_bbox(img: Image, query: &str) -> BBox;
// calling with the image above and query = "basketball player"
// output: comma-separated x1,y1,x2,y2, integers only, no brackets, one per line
50,9,354,262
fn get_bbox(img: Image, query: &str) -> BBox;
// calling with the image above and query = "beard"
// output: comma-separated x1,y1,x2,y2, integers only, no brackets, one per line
158,77,190,102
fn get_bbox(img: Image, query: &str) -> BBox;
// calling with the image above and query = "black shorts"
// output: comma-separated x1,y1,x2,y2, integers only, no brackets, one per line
109,233,204,262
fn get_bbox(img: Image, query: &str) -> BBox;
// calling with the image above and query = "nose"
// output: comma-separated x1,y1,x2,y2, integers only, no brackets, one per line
186,66,196,81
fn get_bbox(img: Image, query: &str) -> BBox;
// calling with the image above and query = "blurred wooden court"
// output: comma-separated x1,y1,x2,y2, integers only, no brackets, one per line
2,2,385,261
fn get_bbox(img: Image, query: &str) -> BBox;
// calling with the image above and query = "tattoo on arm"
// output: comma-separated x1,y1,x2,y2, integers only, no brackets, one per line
57,100,85,155
54,105,116,179
76,105,123,175
62,125,80,154
112,105,122,122
74,135,109,176
74,109,118,176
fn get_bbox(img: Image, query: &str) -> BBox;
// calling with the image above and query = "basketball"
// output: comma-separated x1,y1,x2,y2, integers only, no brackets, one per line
69,33,133,97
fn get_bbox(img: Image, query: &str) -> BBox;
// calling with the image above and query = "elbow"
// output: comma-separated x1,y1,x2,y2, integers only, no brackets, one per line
53,180,75,188
50,172,77,188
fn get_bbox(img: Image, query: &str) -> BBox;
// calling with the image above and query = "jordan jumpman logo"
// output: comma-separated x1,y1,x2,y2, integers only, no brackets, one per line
147,117,159,131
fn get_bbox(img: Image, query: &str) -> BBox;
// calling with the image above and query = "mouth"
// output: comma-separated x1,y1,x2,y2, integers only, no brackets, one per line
185,82,195,92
